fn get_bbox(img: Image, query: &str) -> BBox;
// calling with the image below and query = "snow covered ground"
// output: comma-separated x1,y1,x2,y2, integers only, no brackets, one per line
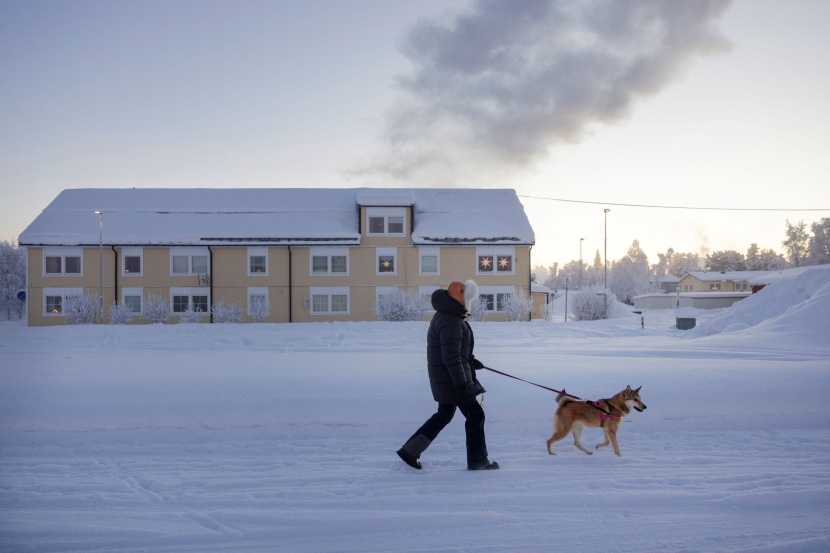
2,268,829,552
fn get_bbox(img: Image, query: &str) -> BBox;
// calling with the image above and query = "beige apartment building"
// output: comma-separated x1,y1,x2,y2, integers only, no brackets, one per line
19,188,537,326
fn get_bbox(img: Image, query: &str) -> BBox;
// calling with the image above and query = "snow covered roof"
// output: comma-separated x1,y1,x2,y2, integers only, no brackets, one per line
19,188,535,247
681,270,772,282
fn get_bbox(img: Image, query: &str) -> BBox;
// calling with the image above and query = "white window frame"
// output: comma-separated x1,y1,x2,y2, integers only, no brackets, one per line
310,286,349,315
170,287,210,314
476,246,515,276
43,287,83,316
477,286,516,312
419,247,440,275
122,287,143,315
248,247,268,276
43,248,83,276
376,247,397,276
122,247,143,276
310,247,349,276
247,287,269,315
170,247,210,276
366,207,406,236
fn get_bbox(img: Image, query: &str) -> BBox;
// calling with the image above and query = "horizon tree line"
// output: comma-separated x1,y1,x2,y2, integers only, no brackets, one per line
535,217,830,305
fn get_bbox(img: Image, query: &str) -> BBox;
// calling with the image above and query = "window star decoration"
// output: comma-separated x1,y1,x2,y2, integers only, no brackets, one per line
380,257,394,272
479,256,493,271
498,257,512,271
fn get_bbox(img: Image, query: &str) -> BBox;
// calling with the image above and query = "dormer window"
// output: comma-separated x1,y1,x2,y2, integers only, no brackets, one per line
367,207,406,236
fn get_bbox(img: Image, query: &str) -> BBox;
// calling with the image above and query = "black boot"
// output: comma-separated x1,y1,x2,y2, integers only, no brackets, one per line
468,460,500,471
397,434,432,470
397,448,421,469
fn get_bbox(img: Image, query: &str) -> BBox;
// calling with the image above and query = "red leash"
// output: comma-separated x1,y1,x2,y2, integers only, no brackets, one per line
481,366,621,423
481,366,581,400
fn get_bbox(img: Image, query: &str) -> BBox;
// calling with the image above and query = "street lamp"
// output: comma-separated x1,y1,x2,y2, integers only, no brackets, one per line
579,238,584,291
94,211,103,324
603,209,610,317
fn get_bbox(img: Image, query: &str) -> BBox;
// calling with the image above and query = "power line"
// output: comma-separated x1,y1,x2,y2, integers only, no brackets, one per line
518,195,829,212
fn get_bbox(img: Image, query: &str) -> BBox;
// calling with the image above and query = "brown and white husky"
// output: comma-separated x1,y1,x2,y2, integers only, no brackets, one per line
546,386,647,457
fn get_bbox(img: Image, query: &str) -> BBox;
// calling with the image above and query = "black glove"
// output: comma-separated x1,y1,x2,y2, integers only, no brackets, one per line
470,357,484,371
455,382,481,402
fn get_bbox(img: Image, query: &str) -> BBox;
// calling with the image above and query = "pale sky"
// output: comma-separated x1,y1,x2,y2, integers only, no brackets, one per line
2,0,828,268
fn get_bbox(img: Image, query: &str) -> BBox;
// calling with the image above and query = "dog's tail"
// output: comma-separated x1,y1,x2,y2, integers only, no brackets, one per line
556,389,572,405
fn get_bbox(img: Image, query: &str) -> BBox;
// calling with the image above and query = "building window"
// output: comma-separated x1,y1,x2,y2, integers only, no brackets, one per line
122,287,143,314
310,287,349,315
171,287,210,313
419,247,440,275
310,247,349,276
123,248,143,276
477,247,515,275
377,248,397,275
248,287,269,315
366,207,406,236
43,287,83,316
171,248,209,276
710,283,721,291
478,286,515,312
44,248,83,276
248,247,268,275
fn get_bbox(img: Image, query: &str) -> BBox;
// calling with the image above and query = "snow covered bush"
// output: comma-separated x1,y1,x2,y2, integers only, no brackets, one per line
212,300,243,323
144,294,170,324
108,302,133,325
0,240,26,320
178,305,204,324
502,292,533,322
571,290,615,321
375,290,431,322
468,297,488,322
249,296,270,323
64,294,98,325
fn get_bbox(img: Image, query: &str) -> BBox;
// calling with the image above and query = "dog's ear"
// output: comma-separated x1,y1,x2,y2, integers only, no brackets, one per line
625,385,632,394
634,386,642,394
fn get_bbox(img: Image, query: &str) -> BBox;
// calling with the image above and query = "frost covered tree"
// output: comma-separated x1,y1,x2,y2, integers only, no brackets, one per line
144,294,170,324
570,290,612,321
64,294,97,324
668,251,701,277
467,296,488,322
745,243,785,270
179,305,205,323
783,219,809,267
609,240,651,305
705,250,746,272
212,299,244,323
0,240,26,320
807,218,830,265
108,302,133,324
502,292,533,322
547,260,582,291
375,289,431,322
249,296,271,323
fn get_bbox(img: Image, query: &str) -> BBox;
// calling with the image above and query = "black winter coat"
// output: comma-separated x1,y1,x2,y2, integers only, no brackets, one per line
426,289,477,403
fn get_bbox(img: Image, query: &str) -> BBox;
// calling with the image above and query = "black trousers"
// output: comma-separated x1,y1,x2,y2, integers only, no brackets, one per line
407,399,488,465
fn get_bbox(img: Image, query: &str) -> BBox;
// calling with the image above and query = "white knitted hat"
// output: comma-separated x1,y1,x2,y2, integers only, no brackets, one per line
464,279,479,311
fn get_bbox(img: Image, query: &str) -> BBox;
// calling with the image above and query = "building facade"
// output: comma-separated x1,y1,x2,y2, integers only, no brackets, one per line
19,188,536,326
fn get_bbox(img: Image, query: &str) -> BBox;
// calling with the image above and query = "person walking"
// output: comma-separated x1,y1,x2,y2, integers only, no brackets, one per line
397,280,499,471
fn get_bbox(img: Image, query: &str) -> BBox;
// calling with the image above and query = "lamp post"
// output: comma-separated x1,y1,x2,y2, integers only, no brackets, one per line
94,211,103,324
603,208,610,318
579,237,584,291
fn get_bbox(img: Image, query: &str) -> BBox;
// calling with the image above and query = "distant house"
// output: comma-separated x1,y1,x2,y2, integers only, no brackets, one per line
634,270,769,310
19,188,536,326
678,271,771,293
